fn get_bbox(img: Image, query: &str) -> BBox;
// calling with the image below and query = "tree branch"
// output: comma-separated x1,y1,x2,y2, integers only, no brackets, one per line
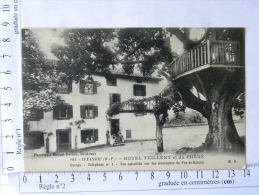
160,71,171,81
195,73,208,101
176,82,208,118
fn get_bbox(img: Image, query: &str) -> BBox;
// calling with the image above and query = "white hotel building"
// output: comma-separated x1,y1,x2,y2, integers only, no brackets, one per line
25,71,162,154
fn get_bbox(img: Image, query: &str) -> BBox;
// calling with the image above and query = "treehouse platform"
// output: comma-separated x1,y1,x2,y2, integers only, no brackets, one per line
168,40,244,80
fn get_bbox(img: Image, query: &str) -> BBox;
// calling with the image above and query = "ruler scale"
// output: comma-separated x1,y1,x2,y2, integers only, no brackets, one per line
0,0,259,194
0,0,23,175
19,165,259,193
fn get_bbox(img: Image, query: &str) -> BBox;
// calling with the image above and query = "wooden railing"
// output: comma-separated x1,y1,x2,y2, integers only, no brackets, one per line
169,40,242,78
119,99,156,113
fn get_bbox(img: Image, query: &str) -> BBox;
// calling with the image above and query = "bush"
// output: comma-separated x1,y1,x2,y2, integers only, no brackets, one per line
167,110,206,126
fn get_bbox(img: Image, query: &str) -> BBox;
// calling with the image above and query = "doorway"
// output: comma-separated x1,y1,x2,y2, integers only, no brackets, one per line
56,129,71,152
110,119,120,136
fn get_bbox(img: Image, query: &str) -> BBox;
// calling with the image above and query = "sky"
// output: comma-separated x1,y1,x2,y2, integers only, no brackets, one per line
31,28,206,60
31,28,65,59
31,28,206,93
31,28,206,98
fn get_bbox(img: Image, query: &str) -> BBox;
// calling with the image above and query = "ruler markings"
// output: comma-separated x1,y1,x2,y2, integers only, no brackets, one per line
19,166,259,193
0,0,258,194
0,0,23,175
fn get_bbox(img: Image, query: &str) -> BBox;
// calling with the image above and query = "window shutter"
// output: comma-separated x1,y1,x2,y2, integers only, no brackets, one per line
109,94,113,105
133,85,137,96
68,105,73,119
38,109,44,120
93,106,98,118
118,94,121,103
67,81,72,93
79,81,85,94
53,106,59,120
80,105,85,119
93,82,97,94
81,130,85,143
94,129,98,141
143,85,146,96
106,77,110,86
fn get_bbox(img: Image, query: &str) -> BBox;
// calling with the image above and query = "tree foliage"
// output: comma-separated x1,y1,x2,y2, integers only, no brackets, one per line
51,29,117,83
106,95,185,118
22,29,63,120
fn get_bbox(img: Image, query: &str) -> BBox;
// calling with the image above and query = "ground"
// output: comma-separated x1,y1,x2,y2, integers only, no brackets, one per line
75,123,245,156
24,123,245,172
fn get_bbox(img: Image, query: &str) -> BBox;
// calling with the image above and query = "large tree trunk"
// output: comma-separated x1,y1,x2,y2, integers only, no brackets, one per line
155,114,166,152
205,87,245,153
175,68,245,153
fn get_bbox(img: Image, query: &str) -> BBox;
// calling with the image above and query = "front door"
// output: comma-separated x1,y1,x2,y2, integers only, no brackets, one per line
110,119,120,136
56,129,71,152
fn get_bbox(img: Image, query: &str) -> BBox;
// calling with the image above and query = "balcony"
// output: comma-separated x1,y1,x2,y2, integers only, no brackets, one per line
168,40,244,79
107,99,157,116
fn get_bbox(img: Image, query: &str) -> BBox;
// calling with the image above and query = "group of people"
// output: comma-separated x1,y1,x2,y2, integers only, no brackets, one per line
106,130,124,145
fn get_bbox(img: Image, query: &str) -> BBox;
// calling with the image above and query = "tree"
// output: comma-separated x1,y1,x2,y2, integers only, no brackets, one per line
52,28,245,153
22,29,63,124
51,29,117,83
106,90,185,152
116,28,245,153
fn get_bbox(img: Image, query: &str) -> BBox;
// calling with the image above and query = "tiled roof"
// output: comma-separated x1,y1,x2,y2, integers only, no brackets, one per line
107,68,163,81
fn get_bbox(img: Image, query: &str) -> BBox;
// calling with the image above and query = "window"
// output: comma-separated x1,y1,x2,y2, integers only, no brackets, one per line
136,79,142,83
79,80,97,94
109,93,121,105
81,129,98,143
106,77,117,86
80,105,98,119
57,82,72,94
133,84,146,96
53,104,73,120
28,109,44,121
126,130,132,139
24,131,44,150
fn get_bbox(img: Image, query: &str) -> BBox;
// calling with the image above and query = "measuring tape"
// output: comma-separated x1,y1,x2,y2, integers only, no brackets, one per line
0,0,259,194
19,164,259,193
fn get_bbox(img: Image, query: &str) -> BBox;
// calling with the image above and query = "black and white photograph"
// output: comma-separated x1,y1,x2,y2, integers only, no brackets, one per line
22,28,245,171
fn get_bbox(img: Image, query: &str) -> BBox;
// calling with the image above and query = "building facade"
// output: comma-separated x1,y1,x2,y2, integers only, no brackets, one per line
25,73,162,154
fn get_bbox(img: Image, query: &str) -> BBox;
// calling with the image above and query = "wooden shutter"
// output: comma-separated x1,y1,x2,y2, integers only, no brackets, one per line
80,105,85,119
118,94,121,103
143,85,146,96
81,130,85,143
67,81,72,93
133,85,137,96
79,81,85,94
53,106,59,120
93,82,97,94
38,109,44,120
109,94,113,105
67,105,73,119
106,77,111,86
93,106,98,118
94,129,98,141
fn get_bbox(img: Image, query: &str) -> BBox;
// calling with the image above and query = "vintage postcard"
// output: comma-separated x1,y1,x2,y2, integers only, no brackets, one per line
23,28,245,172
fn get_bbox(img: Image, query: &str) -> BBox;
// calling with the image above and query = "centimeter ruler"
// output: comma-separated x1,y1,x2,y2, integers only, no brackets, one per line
0,0,23,176
19,164,259,193
0,0,258,194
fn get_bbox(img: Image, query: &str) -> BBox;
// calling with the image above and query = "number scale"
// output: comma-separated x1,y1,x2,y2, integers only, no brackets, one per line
0,0,259,194
0,0,23,175
19,164,259,193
